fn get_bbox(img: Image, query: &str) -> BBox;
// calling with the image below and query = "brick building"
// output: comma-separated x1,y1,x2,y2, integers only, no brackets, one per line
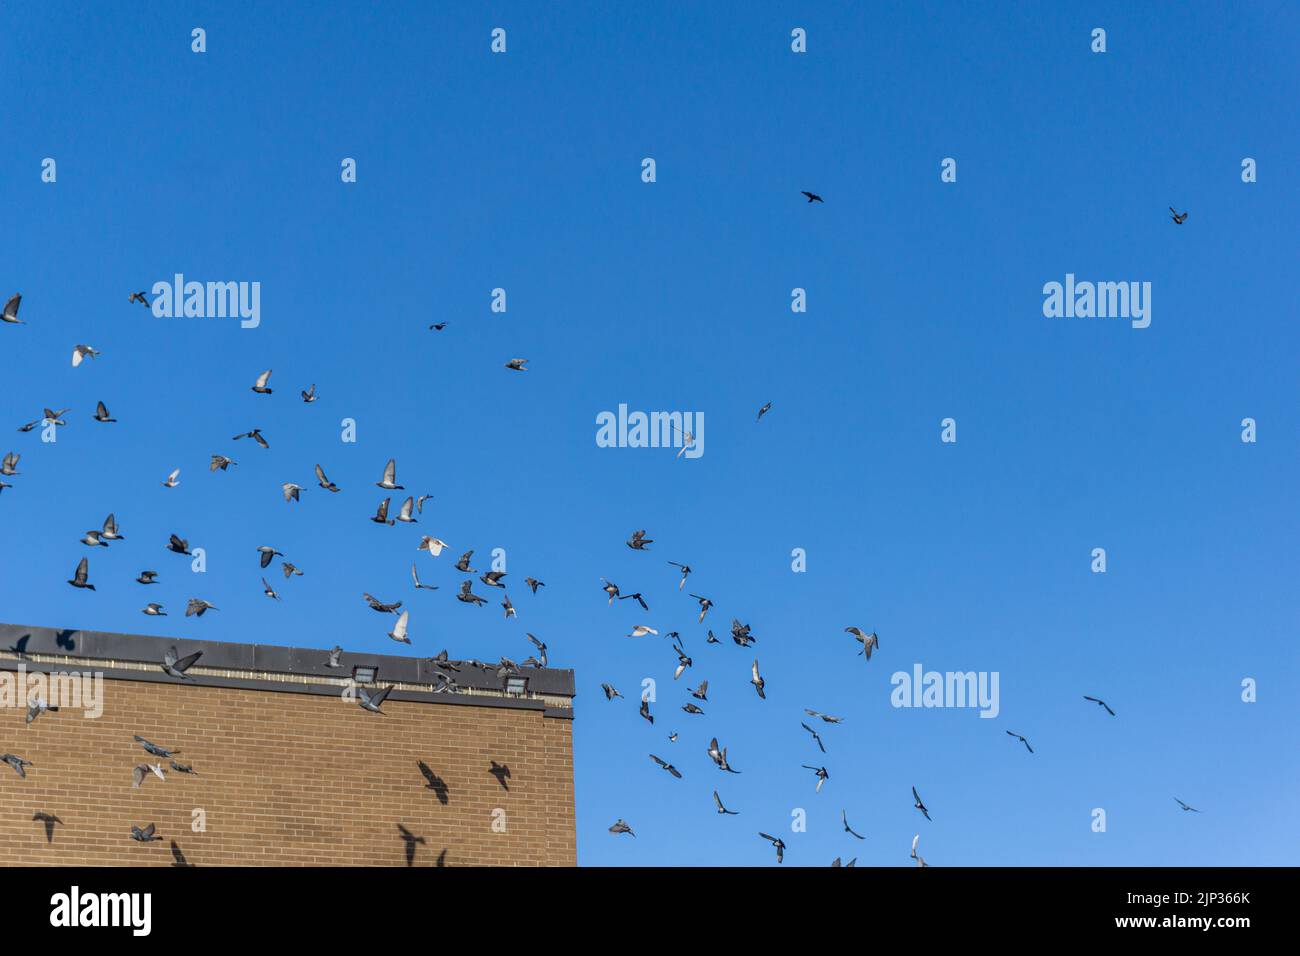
0,622,576,866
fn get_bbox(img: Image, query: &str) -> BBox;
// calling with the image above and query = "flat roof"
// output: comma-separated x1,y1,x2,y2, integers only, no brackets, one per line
0,622,575,719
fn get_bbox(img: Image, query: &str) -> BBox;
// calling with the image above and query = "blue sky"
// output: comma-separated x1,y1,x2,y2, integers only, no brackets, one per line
1,1,1296,866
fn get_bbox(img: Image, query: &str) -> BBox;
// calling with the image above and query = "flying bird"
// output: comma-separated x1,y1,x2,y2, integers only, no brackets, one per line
1169,207,1188,224
387,611,411,644
609,819,635,837
842,810,865,840
628,624,658,638
750,659,766,699
128,291,150,306
233,428,269,448
758,832,786,864
261,577,280,600
804,709,844,724
136,570,158,584
325,646,344,668
600,683,623,701
802,764,830,792
314,463,340,492
142,603,167,616
209,455,237,472
93,401,116,423
132,763,166,788
706,737,740,773
1,294,22,324
2,753,33,778
690,594,713,623
162,646,202,678
456,580,488,606
26,697,58,724
627,529,653,550
1175,798,1200,813
257,546,283,568
667,561,691,588
357,684,393,714
250,369,273,394
712,791,739,815
1006,731,1034,753
168,534,191,555
731,619,756,647
370,497,395,525
639,698,653,724
301,384,318,403
134,736,180,759
504,358,528,371
1083,695,1116,716
376,458,403,490
601,578,620,604
185,598,218,617
525,577,545,593
801,191,824,203
649,754,682,779
100,513,124,541
913,786,931,821
363,593,402,613
71,343,100,367
162,468,180,488
801,722,826,753
619,591,649,611
845,626,879,660
67,557,94,590
411,563,437,591
911,833,928,867
756,401,772,422
418,536,449,557
130,823,161,843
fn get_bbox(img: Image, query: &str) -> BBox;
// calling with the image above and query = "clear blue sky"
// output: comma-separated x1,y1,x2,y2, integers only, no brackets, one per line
1,1,1296,866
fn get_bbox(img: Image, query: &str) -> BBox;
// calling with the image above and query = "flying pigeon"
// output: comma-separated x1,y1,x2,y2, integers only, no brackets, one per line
67,557,95,590
162,646,202,678
185,598,218,617
627,529,653,550
1006,731,1034,754
913,786,931,821
758,832,786,864
1083,695,1116,716
649,754,682,778
2,294,24,324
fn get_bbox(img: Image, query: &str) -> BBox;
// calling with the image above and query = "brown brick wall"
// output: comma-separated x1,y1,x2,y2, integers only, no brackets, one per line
0,675,575,866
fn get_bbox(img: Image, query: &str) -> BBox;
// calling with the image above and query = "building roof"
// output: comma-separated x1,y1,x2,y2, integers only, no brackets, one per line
0,621,575,719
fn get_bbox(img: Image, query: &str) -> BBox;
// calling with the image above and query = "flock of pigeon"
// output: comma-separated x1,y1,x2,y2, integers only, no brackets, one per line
2,199,1200,864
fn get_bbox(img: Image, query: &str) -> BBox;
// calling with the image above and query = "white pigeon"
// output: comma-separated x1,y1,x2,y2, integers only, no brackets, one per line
387,610,411,644
418,535,449,557
71,344,100,367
